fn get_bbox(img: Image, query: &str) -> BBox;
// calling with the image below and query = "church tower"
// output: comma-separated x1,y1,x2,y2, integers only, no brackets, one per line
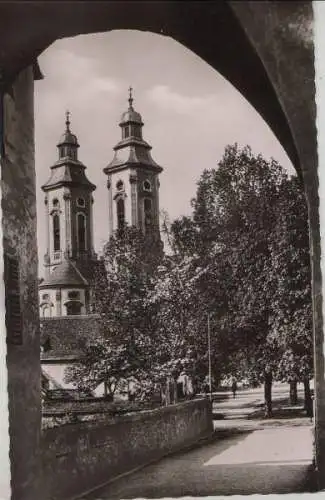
104,89,163,243
39,112,97,317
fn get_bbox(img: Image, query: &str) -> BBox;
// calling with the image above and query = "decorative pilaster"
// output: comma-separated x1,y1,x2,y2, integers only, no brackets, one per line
130,172,138,227
155,178,160,231
44,195,50,278
90,195,95,256
63,190,71,258
107,177,113,237
55,290,62,316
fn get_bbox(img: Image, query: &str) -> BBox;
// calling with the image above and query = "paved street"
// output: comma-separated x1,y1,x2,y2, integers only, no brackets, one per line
83,384,316,499
211,383,313,431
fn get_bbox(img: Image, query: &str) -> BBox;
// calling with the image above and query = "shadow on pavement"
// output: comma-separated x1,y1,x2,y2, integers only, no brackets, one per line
87,462,316,499
83,430,317,499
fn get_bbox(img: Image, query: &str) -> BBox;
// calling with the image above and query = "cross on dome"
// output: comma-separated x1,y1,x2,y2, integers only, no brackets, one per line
128,86,134,108
119,88,143,129
65,110,71,131
56,109,79,155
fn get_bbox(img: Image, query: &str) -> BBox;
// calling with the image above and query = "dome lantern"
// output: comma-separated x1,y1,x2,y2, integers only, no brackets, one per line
119,87,144,139
57,111,79,160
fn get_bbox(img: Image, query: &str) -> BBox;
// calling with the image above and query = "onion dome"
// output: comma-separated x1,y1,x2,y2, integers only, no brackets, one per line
120,88,143,125
57,111,79,148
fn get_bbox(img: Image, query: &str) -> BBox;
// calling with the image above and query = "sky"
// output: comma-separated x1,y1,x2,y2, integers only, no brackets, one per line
35,30,294,274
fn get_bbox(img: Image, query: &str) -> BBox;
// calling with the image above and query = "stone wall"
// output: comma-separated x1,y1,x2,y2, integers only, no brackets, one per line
2,66,42,500
41,398,213,500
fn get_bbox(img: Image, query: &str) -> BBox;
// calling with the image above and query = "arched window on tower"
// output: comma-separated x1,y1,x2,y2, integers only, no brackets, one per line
70,148,77,161
117,198,125,232
144,198,153,232
77,213,86,252
124,126,130,139
53,214,60,251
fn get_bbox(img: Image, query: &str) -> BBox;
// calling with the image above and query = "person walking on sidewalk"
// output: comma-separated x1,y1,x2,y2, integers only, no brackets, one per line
231,378,237,399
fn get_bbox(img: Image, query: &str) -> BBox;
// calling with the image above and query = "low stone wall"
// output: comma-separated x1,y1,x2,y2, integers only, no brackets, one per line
42,397,161,417
41,398,213,500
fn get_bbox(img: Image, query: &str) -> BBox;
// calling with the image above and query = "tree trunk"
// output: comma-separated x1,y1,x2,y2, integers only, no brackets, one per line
304,378,313,418
165,378,171,406
264,371,273,418
192,378,200,395
289,380,298,405
173,378,178,404
169,377,176,404
160,383,166,406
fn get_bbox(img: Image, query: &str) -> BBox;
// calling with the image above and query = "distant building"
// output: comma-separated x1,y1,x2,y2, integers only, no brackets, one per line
40,91,164,396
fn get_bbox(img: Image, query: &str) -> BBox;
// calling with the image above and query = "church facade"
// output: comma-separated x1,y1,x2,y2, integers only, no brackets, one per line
40,91,164,394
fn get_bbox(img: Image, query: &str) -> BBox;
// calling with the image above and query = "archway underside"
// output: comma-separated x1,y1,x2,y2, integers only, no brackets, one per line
0,1,316,179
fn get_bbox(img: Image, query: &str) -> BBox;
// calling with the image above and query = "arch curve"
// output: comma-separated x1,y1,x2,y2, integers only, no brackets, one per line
0,2,315,178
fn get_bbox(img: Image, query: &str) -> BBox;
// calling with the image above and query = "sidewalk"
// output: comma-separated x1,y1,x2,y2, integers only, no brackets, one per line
81,386,317,499
82,425,316,499
212,385,313,432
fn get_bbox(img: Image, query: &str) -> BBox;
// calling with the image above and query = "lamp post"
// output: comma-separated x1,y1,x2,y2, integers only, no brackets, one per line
207,312,212,401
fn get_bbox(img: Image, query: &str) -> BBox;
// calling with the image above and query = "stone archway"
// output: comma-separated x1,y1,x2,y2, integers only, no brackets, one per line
0,2,321,499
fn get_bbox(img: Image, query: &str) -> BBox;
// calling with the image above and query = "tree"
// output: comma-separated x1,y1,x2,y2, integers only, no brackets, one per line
147,254,202,402
65,226,164,399
267,176,313,411
64,144,313,418
64,337,133,400
173,144,288,414
170,144,312,417
161,214,235,392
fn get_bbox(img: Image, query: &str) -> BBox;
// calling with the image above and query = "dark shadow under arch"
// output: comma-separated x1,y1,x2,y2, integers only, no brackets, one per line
0,1,315,178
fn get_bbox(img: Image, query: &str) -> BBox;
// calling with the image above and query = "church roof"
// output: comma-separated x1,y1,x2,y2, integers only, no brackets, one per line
104,89,163,175
41,161,96,191
104,141,163,174
40,314,101,361
42,111,96,192
74,258,100,285
119,87,143,125
120,108,143,125
58,110,79,147
58,130,79,147
40,259,88,288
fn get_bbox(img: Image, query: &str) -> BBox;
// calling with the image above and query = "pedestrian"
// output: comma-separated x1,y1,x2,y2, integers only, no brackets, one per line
231,378,237,399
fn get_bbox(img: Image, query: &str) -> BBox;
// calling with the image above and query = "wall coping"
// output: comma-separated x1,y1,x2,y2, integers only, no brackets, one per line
40,314,100,321
42,398,211,436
